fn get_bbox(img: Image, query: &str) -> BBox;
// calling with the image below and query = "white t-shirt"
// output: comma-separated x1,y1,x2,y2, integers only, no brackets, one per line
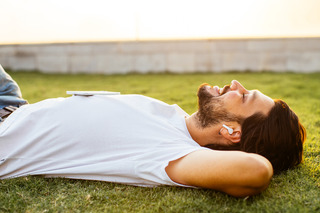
0,95,207,187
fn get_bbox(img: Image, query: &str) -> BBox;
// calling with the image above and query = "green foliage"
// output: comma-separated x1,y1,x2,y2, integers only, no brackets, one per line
1,71,320,212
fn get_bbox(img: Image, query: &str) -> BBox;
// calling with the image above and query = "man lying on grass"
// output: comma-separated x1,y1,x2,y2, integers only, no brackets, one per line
0,65,306,197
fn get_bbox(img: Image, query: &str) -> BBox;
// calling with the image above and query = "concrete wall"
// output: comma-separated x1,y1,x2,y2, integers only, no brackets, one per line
0,37,319,74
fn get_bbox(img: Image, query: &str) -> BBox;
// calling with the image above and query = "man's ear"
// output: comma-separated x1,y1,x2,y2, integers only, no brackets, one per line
220,125,242,143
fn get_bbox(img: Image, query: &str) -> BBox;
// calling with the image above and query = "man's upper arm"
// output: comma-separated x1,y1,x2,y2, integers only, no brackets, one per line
165,149,273,197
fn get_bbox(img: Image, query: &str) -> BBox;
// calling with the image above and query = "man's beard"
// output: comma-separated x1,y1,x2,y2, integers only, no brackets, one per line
196,84,243,128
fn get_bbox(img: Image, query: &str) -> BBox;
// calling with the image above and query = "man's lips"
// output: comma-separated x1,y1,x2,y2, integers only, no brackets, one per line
213,86,220,95
202,84,231,97
204,85,219,96
211,85,230,96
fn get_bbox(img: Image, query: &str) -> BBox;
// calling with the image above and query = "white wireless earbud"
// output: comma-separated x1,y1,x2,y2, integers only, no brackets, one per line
222,124,234,135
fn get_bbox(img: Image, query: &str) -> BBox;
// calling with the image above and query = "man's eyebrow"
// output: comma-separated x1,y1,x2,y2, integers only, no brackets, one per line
250,90,257,103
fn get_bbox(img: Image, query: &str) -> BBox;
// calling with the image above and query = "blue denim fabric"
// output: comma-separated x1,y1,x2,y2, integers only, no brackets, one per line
0,64,28,109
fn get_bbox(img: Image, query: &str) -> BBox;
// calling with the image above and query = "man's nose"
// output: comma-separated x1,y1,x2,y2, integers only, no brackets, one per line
230,80,248,93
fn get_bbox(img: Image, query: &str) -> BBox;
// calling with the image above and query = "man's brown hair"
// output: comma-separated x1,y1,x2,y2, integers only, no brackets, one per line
206,99,306,174
240,99,306,173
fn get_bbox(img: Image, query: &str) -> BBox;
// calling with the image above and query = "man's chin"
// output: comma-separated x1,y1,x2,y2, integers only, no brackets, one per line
198,83,211,90
197,83,212,97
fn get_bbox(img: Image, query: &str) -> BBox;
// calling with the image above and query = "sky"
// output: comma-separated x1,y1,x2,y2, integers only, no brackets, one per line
0,0,320,44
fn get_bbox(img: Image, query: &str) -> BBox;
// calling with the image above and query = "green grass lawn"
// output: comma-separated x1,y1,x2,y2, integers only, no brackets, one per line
1,71,320,212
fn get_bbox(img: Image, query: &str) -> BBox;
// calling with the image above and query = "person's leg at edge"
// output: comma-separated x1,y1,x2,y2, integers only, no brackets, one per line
0,64,28,110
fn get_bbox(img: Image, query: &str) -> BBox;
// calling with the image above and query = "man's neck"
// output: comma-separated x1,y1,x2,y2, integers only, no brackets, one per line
185,113,222,146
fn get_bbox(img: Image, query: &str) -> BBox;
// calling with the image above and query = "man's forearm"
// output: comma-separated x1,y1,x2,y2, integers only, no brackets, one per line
166,149,273,197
